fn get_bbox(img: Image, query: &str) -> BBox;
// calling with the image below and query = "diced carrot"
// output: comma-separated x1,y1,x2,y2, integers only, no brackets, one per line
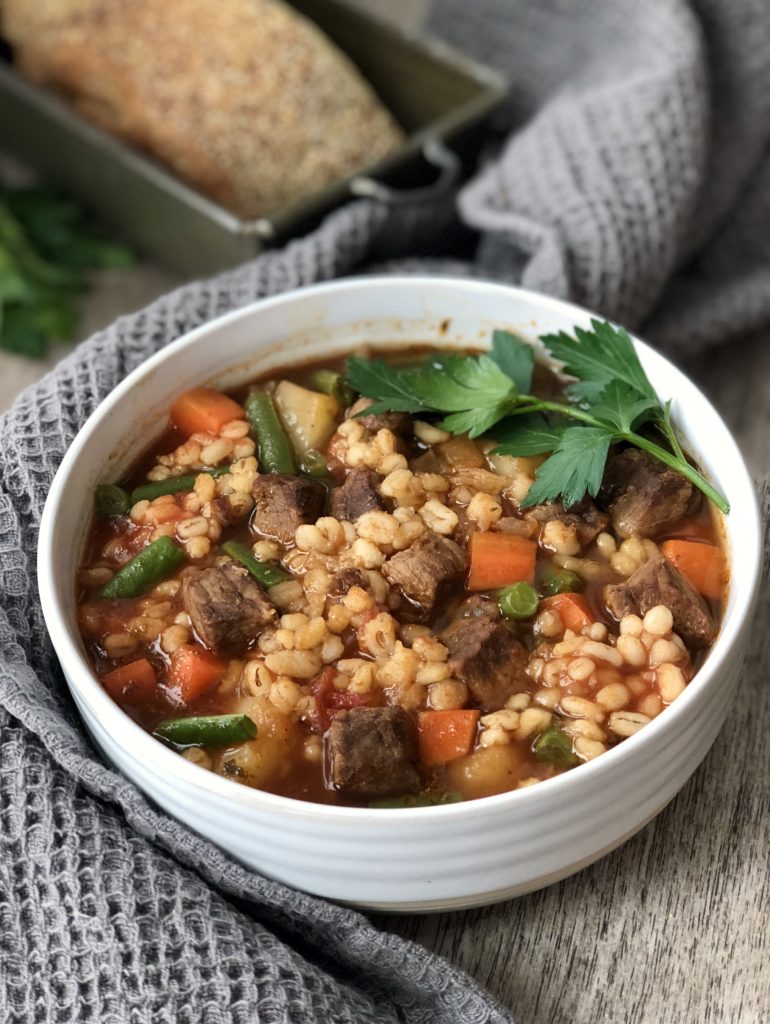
418,710,480,765
168,644,226,704
541,593,595,633
101,658,157,702
467,533,537,590
661,540,726,599
170,387,244,437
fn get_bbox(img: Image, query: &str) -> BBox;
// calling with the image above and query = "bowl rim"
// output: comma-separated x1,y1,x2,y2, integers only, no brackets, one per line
38,274,763,825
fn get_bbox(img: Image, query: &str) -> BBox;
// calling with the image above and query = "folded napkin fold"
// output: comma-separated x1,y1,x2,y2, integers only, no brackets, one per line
431,0,770,354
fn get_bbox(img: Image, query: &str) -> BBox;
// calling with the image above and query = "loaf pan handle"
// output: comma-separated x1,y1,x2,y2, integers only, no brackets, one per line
349,138,461,206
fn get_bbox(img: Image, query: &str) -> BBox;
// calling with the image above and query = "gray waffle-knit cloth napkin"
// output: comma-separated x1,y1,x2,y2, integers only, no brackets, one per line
1,1,769,1021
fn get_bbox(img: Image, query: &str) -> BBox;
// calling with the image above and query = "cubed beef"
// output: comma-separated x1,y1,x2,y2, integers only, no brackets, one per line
455,594,502,620
382,532,467,613
525,497,609,547
603,552,715,647
329,567,370,597
251,474,326,543
210,494,242,527
441,614,529,709
599,449,695,539
325,706,420,798
182,562,275,651
348,396,412,435
329,467,383,521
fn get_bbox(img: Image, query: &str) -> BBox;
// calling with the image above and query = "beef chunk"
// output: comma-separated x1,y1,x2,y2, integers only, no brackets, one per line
382,533,467,613
599,449,694,539
182,562,275,651
603,553,715,647
251,474,326,543
455,594,502,620
326,706,420,798
329,567,369,597
348,396,412,435
441,614,529,709
329,467,383,521
525,497,609,547
210,494,242,527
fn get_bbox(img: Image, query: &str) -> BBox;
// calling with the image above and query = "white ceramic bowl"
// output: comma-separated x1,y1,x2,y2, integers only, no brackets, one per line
38,277,761,911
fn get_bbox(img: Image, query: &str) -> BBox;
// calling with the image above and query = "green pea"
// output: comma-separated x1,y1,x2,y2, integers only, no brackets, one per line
498,581,539,620
94,483,131,517
533,727,579,769
539,566,584,596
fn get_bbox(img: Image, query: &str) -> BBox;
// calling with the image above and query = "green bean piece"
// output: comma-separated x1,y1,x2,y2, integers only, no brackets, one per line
498,581,539,620
244,390,297,474
94,483,131,517
100,536,186,599
369,792,463,809
533,727,579,769
222,540,291,588
131,465,231,504
539,566,585,596
154,713,257,748
311,369,354,407
299,448,331,479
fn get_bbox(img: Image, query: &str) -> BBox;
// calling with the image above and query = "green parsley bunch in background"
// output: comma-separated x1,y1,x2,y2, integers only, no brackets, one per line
0,181,132,357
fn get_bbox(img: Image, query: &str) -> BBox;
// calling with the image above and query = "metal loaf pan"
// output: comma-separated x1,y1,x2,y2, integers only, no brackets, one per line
0,1,507,275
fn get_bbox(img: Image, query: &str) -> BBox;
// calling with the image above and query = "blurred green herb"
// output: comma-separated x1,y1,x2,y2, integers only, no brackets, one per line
0,182,133,358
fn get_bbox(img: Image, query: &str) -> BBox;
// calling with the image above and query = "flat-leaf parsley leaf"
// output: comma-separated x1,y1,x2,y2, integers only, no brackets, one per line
343,323,729,514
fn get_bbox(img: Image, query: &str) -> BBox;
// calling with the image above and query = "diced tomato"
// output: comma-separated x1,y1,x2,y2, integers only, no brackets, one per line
312,667,379,731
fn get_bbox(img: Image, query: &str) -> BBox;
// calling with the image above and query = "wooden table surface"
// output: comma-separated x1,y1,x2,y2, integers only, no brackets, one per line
1,257,766,1024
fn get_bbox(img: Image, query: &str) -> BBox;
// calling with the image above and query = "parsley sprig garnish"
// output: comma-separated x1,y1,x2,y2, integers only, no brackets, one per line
345,321,729,514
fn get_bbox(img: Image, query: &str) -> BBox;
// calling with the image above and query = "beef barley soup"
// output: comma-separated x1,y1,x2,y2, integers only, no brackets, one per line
77,323,729,807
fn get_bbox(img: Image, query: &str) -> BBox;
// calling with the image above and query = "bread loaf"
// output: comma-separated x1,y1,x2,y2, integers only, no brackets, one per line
2,0,404,217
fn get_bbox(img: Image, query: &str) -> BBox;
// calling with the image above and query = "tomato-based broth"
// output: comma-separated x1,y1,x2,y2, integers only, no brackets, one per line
76,336,728,807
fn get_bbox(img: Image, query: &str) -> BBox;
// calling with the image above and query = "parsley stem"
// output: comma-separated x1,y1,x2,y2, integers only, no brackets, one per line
515,396,606,428
619,432,730,514
661,400,687,463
